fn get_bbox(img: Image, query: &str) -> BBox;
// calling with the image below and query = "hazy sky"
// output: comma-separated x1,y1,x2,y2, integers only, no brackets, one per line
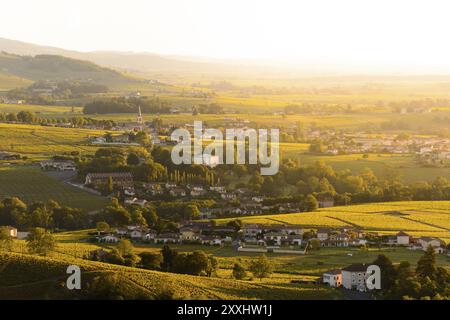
2,0,450,70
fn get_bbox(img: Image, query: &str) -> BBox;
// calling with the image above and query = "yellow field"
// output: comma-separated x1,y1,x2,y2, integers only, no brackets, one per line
216,201,450,242
0,251,341,300
0,123,107,158
0,103,83,115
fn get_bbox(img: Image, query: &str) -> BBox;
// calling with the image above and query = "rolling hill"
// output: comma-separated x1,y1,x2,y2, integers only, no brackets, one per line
0,37,259,75
0,51,134,84
0,252,340,300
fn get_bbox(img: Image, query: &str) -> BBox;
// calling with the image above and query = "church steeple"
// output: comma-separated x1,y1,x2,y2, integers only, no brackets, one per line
137,105,143,125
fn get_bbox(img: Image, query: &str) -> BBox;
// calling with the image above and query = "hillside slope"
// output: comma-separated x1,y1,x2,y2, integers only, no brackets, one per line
0,37,252,75
215,201,450,241
0,252,340,300
0,52,134,84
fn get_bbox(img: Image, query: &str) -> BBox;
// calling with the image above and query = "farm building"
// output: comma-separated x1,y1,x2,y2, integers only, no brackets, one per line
85,172,134,188
40,160,76,171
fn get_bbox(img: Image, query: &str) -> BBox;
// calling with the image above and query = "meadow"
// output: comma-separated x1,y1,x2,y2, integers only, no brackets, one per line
0,165,108,211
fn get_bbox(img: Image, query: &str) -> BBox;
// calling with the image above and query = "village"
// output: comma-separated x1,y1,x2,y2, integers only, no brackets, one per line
92,222,449,293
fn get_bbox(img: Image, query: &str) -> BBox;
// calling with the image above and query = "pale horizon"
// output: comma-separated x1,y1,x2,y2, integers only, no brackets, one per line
2,0,450,73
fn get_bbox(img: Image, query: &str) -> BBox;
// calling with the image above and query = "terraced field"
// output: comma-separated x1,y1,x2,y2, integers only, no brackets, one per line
216,201,450,242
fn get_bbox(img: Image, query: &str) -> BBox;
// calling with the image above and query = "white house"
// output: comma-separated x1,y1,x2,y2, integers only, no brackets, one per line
99,235,119,243
317,229,330,241
323,269,342,287
154,233,180,244
200,236,223,246
243,224,263,237
280,225,304,236
143,230,157,241
3,226,17,238
341,264,369,291
124,198,147,207
396,231,410,245
17,231,29,240
130,228,148,240
418,237,444,252
287,235,302,246
179,227,200,241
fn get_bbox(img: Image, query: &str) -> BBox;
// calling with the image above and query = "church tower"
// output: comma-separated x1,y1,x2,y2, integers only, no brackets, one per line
137,105,143,125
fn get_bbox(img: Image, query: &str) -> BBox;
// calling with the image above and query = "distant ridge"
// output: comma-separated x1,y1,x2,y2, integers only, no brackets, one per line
0,37,259,75
0,51,133,84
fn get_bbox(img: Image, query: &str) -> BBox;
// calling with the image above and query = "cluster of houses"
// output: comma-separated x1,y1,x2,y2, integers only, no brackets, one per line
95,219,449,259
0,151,21,161
39,159,76,171
96,221,236,246
80,171,335,215
315,229,447,253
90,134,140,145
312,131,450,159
288,125,449,158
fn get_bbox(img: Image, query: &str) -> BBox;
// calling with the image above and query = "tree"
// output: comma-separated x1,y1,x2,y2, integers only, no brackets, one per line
100,204,131,226
116,239,139,267
127,152,140,166
0,226,13,251
227,219,243,232
29,206,53,229
249,255,273,280
183,204,200,220
26,228,56,256
106,176,114,194
416,246,437,280
309,238,321,251
309,140,325,153
133,131,149,145
184,251,211,276
96,221,110,234
143,207,158,227
391,261,421,299
117,239,134,257
303,194,318,212
131,208,148,227
232,263,247,280
161,245,178,272
372,254,397,293
139,252,163,270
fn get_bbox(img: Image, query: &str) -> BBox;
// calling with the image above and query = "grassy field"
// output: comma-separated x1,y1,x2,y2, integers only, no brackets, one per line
294,153,450,183
0,123,106,158
0,165,108,211
0,103,83,115
215,201,450,242
0,72,32,91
